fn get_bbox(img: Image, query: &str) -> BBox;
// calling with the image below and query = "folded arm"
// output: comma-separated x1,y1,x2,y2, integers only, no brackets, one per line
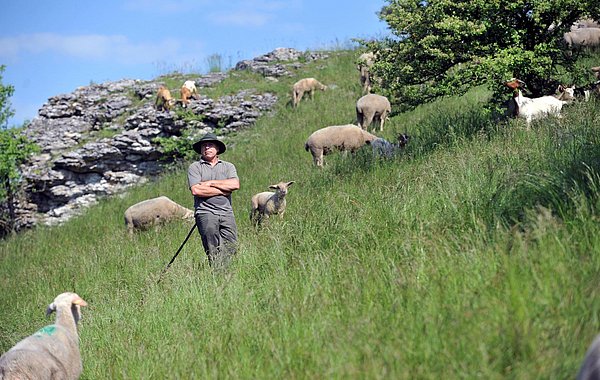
190,178,240,197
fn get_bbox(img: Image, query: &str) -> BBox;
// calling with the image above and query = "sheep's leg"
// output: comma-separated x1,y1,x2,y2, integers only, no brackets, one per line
313,149,324,167
356,110,365,129
364,112,375,131
296,90,305,106
309,89,315,101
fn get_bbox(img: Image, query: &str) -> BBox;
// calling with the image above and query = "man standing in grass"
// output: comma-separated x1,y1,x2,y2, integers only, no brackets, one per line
188,133,240,267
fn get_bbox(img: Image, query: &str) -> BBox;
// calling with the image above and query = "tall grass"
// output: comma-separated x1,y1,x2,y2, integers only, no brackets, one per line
2,50,600,379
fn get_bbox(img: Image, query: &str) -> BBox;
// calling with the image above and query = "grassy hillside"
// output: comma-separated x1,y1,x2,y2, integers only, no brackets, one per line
2,49,600,379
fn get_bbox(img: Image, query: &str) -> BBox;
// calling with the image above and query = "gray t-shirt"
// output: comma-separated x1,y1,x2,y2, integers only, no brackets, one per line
187,159,238,215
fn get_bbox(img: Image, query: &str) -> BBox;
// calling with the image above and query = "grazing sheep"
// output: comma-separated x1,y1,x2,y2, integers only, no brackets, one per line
577,333,600,380
250,181,295,226
564,28,600,49
304,124,378,167
124,196,194,234
180,80,199,107
292,78,327,108
155,85,175,111
372,133,410,159
0,292,88,380
356,94,392,132
505,79,567,126
357,52,375,94
592,66,600,79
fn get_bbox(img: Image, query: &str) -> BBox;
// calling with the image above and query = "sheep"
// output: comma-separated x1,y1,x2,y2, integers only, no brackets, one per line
556,84,590,102
292,78,327,108
356,93,392,132
180,80,199,107
304,124,378,167
577,333,600,380
0,292,88,380
250,181,295,226
592,66,600,80
504,78,567,126
371,133,410,159
357,52,375,94
564,28,600,49
124,196,194,234
155,85,175,111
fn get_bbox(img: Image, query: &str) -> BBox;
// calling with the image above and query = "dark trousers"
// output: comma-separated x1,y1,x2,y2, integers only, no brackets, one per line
195,212,238,266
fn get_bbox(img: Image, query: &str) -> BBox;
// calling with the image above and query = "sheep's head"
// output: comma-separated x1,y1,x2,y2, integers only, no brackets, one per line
269,181,295,197
397,133,411,148
46,292,88,324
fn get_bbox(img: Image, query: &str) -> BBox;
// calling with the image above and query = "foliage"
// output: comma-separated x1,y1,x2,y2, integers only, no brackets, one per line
0,65,15,128
367,0,600,114
0,66,39,234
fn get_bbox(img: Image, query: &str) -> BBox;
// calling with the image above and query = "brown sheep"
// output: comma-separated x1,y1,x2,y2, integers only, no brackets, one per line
124,196,194,234
155,86,175,111
292,78,327,108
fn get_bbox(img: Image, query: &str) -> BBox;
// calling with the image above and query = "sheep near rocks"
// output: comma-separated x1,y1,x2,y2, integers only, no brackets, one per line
357,52,375,94
250,181,295,226
304,124,378,167
356,94,392,132
155,85,175,111
0,292,88,380
124,196,194,234
577,333,600,380
292,78,327,108
181,80,199,107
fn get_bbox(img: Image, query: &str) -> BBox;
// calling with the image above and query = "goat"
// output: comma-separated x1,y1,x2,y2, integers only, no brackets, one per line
505,79,567,126
155,86,175,111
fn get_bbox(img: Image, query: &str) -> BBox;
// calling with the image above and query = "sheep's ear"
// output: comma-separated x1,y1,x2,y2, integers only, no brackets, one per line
287,181,295,187
46,303,57,317
73,297,88,307
269,185,278,190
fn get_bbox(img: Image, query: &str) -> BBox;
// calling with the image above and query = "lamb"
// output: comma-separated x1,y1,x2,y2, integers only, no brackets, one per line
292,78,327,108
180,80,199,107
250,181,295,226
357,52,375,94
0,292,88,380
124,196,194,234
577,333,600,380
371,133,410,159
155,85,175,111
564,28,600,49
304,124,378,167
504,78,567,126
356,93,392,132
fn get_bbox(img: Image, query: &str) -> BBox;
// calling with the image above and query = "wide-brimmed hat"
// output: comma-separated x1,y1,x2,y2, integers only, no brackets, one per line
192,133,226,155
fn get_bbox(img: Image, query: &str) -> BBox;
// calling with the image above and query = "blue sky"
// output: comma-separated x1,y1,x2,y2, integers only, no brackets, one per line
0,0,389,126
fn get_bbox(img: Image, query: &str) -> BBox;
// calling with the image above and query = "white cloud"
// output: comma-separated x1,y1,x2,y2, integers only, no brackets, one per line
0,33,203,65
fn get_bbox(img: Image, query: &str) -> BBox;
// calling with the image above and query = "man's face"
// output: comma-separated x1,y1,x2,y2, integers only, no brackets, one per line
201,142,218,159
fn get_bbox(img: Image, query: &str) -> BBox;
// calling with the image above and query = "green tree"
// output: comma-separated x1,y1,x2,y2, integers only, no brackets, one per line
367,0,600,113
0,65,39,235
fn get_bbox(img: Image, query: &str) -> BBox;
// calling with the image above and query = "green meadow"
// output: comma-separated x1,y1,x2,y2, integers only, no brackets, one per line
2,49,600,379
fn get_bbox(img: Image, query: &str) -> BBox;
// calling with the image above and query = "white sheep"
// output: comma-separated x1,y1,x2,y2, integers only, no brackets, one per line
181,80,199,107
250,181,295,226
0,292,88,380
564,28,600,49
357,52,375,94
577,333,600,380
304,124,378,167
292,78,327,108
124,196,194,234
504,79,567,126
356,94,392,132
